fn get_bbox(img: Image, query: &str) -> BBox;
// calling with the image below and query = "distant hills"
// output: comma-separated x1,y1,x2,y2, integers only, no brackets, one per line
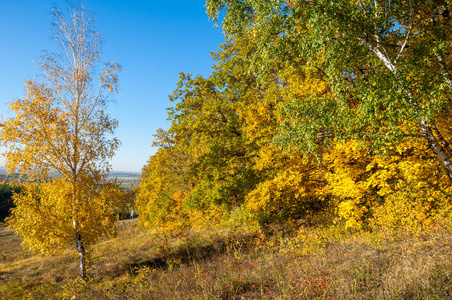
0,166,140,179
108,171,141,179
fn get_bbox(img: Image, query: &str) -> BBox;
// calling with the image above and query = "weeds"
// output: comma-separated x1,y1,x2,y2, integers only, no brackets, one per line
1,219,451,299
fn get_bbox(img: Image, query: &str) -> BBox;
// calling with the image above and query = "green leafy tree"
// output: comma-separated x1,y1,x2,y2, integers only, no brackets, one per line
206,0,452,181
138,40,267,229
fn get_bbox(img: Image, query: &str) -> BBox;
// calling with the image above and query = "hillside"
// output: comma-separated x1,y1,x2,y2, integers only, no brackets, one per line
1,219,451,299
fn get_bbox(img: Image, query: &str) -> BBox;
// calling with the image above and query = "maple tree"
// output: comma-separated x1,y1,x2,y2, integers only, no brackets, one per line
1,3,126,280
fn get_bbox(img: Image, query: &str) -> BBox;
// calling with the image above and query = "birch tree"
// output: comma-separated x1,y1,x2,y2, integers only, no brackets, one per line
206,0,452,181
1,3,125,280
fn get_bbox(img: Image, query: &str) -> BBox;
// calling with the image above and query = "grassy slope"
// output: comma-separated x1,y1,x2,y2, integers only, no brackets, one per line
0,219,451,300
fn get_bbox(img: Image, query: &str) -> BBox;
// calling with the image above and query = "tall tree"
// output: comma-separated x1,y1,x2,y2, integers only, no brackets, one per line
1,3,124,280
206,0,452,181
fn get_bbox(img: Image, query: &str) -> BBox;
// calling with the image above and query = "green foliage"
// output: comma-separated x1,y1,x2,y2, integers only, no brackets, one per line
137,39,268,231
0,183,23,222
138,1,452,236
207,0,452,177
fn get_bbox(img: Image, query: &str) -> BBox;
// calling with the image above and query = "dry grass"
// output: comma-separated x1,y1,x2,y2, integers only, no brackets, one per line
0,223,26,263
1,219,451,299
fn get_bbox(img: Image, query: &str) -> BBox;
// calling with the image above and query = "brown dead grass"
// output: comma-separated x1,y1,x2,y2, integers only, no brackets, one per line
1,219,451,299
0,231,25,263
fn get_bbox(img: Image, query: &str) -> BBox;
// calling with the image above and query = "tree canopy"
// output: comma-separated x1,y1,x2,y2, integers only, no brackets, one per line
137,1,452,235
206,0,452,179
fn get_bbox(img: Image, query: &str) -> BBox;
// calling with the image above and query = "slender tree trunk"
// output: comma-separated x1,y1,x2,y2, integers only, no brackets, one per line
73,220,86,281
428,1,452,92
432,124,452,157
357,38,452,182
72,176,85,281
437,53,452,90
420,120,452,180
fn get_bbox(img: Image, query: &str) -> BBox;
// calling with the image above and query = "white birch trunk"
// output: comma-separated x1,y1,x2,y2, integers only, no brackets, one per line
73,219,86,281
357,37,452,181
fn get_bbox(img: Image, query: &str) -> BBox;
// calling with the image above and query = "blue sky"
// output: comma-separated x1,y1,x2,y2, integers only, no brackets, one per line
0,0,225,172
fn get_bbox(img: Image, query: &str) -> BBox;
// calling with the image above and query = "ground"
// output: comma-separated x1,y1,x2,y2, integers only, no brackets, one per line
0,219,451,299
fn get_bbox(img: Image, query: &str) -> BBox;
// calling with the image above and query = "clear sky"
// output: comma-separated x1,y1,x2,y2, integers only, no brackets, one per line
0,0,225,173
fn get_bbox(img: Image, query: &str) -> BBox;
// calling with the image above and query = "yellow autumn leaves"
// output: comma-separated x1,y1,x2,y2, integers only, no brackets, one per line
8,179,128,256
136,31,452,237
